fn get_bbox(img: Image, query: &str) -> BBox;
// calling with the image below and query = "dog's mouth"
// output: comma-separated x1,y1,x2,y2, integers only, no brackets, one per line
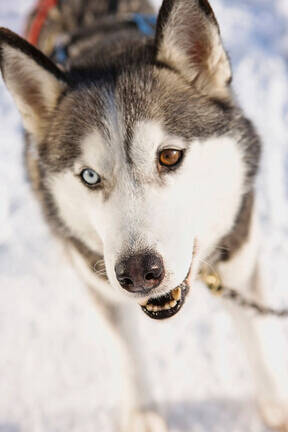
140,282,189,320
139,246,197,320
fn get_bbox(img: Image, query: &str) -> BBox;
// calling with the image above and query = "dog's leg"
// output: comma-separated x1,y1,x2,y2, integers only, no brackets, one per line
69,248,167,431
90,293,167,432
218,213,288,431
111,305,168,432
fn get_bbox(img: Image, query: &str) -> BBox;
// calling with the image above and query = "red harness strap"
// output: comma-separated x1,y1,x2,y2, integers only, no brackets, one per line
27,0,58,46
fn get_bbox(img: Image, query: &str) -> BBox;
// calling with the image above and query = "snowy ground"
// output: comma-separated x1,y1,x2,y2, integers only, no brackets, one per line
0,1,288,431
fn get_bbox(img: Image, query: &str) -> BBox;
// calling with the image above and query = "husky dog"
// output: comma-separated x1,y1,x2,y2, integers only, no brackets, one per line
1,0,288,430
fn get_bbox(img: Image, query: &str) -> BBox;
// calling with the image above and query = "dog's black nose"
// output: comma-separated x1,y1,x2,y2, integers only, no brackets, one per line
115,253,164,294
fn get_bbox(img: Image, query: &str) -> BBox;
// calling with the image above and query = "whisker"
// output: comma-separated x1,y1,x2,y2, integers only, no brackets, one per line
215,245,230,253
96,264,106,271
198,258,217,276
90,261,108,278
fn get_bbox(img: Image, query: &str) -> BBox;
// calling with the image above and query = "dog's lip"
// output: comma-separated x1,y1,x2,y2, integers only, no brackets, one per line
139,241,198,320
140,282,190,320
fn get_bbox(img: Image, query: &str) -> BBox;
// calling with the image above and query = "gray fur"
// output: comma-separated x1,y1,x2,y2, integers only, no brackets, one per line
38,87,260,267
3,0,261,276
0,2,265,428
211,191,255,264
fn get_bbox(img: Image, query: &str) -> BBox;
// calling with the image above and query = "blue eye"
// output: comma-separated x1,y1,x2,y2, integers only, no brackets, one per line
81,168,101,186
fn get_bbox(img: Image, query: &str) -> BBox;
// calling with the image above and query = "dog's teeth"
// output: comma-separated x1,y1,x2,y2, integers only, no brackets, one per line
172,287,181,301
139,299,148,306
145,288,183,314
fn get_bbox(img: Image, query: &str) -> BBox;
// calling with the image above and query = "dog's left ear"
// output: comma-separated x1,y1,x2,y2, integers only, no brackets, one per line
0,28,69,139
155,0,231,97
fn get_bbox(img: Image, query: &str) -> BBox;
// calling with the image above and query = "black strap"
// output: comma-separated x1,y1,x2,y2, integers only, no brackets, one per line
222,287,288,318
108,0,118,14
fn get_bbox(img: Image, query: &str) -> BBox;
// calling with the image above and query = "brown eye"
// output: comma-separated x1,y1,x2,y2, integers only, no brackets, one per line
159,149,183,168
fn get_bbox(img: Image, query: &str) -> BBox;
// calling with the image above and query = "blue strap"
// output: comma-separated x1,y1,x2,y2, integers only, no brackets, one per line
54,45,68,64
53,13,157,65
132,14,157,37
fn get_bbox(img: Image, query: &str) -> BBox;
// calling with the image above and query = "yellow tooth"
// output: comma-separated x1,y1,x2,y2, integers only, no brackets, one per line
164,303,171,310
170,300,177,308
172,288,181,301
153,306,159,312
139,299,148,306
146,304,153,312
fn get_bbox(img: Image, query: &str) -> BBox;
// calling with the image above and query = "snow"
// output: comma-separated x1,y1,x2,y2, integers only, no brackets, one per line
0,1,287,431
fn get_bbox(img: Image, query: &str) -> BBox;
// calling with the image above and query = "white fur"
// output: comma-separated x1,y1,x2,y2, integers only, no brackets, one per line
44,118,257,432
219,213,288,430
2,45,65,138
122,411,168,432
48,120,246,301
2,10,286,432
69,244,126,304
156,1,231,97
51,122,288,428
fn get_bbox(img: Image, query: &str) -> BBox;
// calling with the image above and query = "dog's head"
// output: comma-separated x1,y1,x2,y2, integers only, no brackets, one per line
0,0,260,319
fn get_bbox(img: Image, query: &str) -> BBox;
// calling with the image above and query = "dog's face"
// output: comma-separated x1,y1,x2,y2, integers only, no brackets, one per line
43,72,246,318
0,0,257,319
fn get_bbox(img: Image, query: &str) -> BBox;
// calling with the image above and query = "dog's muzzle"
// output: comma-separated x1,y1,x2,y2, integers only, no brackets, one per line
139,244,196,320
116,244,196,320
140,281,190,320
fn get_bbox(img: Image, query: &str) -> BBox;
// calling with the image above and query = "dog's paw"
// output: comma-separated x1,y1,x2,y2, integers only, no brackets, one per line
258,398,288,431
123,410,168,432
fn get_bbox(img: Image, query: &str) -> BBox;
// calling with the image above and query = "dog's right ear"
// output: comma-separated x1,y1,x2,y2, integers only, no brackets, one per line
155,0,231,98
0,28,69,139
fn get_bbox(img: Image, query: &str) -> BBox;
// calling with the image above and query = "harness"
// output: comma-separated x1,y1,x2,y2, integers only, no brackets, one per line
26,0,156,65
27,0,58,46
200,268,288,318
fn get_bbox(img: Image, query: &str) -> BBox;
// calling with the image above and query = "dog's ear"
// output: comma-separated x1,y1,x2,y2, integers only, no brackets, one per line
0,28,69,139
155,0,231,97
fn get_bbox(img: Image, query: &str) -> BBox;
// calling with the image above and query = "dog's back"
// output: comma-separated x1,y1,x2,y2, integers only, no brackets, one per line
26,0,154,62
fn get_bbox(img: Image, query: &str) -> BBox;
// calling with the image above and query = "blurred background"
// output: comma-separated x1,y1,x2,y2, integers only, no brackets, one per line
0,0,288,431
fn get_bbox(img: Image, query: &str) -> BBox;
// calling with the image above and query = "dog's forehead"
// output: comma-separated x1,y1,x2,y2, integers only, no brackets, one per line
114,66,232,139
42,66,233,172
79,119,179,177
